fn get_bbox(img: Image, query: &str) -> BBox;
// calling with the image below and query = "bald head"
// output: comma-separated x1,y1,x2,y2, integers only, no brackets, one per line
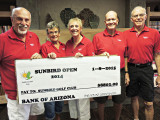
104,10,119,31
105,11,118,20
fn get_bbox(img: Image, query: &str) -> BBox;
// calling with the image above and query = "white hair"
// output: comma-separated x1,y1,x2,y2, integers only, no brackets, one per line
131,6,146,17
11,7,31,18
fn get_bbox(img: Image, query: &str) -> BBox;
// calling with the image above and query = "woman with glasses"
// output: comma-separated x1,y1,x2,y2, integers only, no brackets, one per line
41,21,65,120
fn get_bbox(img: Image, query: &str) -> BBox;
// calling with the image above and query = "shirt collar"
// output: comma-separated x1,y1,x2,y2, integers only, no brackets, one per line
71,34,85,45
130,25,149,32
7,27,32,41
103,29,119,37
46,40,65,47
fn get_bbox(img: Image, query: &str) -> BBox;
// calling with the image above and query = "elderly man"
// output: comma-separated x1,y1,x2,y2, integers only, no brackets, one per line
0,7,44,120
92,11,129,120
124,6,160,120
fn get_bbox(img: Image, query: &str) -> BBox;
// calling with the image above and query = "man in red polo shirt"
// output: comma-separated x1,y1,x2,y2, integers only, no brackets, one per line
124,6,160,120
0,7,44,120
92,11,129,120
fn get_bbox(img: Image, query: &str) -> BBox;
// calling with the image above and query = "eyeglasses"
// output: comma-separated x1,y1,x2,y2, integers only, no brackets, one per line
48,31,59,35
132,14,146,18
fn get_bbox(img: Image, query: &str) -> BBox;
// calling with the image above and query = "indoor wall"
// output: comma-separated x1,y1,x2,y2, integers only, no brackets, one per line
17,0,126,29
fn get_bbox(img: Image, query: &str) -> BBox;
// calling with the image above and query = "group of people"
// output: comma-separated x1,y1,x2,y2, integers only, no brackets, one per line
0,5,160,120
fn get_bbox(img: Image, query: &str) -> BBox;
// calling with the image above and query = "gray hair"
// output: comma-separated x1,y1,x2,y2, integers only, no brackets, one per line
46,21,60,34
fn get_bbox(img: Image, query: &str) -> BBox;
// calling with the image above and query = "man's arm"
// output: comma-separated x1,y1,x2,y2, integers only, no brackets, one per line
125,57,130,86
154,53,160,87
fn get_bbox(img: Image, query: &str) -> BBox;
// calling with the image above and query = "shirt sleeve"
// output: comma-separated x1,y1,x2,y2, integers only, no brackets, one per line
0,34,4,62
36,36,41,53
154,31,160,54
92,35,105,55
41,44,48,58
122,32,128,57
33,33,41,54
86,41,95,56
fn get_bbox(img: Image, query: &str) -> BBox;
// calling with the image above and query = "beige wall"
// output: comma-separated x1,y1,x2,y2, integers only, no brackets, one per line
31,28,129,45
17,0,126,29
38,0,126,29
17,0,147,29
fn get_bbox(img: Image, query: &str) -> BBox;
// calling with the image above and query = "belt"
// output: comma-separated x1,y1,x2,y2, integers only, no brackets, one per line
121,68,125,71
128,62,152,67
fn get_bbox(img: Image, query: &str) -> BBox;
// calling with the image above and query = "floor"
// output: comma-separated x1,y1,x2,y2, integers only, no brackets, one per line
0,88,160,120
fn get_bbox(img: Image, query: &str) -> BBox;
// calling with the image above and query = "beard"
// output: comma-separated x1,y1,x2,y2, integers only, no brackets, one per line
17,24,28,35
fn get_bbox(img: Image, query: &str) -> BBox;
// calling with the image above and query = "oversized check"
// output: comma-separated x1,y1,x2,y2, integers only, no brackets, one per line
15,56,121,104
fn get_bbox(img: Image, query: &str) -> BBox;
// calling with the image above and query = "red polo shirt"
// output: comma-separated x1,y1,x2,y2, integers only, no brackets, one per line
0,27,41,100
65,35,95,56
41,41,65,58
92,29,126,69
123,25,160,64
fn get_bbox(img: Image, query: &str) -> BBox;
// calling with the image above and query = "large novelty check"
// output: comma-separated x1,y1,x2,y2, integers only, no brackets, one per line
15,56,121,104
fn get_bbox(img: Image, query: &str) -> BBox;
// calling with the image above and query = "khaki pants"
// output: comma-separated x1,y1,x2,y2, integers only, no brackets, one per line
5,94,44,120
69,98,90,120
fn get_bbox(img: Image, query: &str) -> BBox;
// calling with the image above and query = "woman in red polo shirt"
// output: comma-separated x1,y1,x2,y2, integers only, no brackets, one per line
41,21,65,120
65,17,94,120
